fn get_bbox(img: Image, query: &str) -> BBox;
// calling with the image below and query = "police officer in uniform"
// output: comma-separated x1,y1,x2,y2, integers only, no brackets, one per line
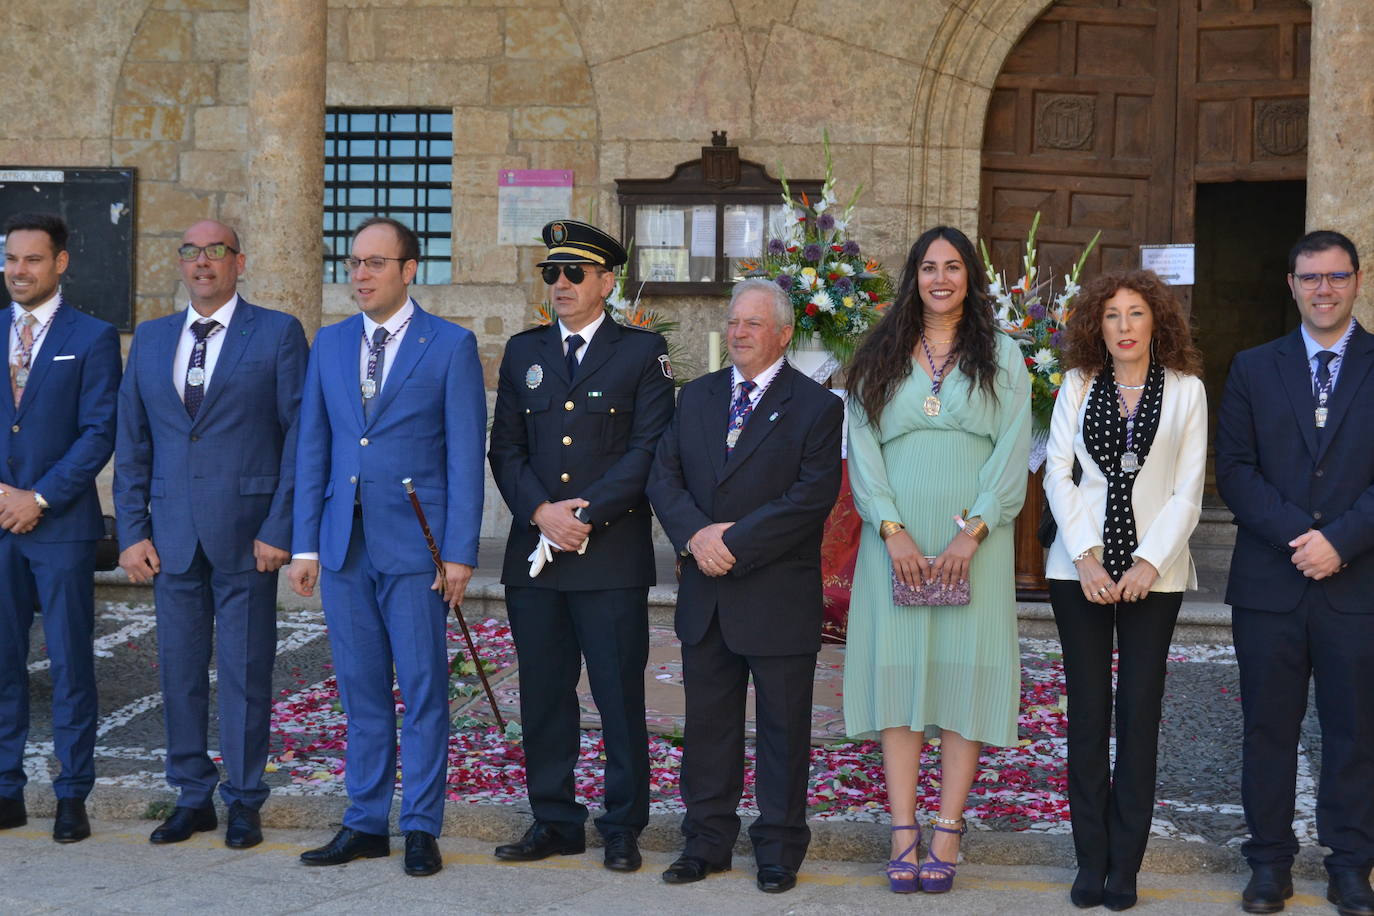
489,220,675,872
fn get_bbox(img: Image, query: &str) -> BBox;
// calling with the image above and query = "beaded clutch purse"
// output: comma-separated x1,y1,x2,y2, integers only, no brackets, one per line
891,561,971,607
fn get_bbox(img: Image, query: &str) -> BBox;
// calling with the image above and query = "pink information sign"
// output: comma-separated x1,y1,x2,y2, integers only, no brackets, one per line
498,169,574,245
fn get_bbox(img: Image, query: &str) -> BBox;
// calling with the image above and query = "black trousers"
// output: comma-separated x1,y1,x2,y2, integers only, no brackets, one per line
679,614,817,871
1050,580,1181,877
504,585,650,838
1233,587,1374,873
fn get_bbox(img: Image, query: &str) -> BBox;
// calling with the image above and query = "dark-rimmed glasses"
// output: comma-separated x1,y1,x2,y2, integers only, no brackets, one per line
177,243,239,261
1293,271,1355,290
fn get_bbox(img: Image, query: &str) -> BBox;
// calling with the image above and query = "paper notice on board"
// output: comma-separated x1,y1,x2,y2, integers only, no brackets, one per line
689,206,717,257
1139,244,1195,285
723,205,763,258
497,170,574,245
639,248,689,283
635,206,685,247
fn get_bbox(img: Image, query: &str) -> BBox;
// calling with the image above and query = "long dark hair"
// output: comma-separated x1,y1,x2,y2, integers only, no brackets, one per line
847,226,1000,427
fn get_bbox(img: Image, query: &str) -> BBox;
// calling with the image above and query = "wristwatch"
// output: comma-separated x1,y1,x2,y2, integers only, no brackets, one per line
33,492,49,510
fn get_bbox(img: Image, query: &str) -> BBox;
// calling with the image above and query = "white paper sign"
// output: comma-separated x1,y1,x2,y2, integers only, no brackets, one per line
635,205,685,247
1140,244,1195,286
723,205,764,258
689,206,717,257
497,170,574,245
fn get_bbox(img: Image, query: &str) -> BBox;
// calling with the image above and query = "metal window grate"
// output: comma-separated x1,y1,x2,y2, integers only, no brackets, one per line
323,109,454,285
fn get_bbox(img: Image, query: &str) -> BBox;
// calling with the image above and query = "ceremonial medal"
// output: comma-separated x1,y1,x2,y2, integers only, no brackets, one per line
360,377,377,399
1121,450,1139,473
13,366,28,388
923,395,941,417
525,364,544,389
186,366,206,387
919,334,956,419
1316,406,1328,428
726,428,741,449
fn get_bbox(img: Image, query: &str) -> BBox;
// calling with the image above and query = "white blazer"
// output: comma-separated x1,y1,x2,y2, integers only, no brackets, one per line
1043,367,1207,591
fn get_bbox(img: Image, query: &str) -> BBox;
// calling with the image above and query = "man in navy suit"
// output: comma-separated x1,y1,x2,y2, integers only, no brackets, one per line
1217,230,1374,916
288,217,485,877
0,212,121,842
114,219,307,849
648,279,843,894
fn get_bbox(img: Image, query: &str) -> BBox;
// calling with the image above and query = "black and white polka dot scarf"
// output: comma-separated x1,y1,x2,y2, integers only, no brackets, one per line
1081,360,1165,580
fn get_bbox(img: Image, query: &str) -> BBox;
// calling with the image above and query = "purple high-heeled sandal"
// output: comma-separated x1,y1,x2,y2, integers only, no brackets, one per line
885,824,922,894
919,815,967,893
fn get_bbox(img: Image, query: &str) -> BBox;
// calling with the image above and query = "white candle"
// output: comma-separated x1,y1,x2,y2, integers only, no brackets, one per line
708,331,721,372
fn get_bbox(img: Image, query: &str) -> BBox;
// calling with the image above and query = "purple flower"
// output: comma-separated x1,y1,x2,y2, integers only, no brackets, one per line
1028,303,1047,321
834,276,854,295
817,213,836,232
803,243,824,262
775,274,794,292
767,238,786,255
843,240,861,257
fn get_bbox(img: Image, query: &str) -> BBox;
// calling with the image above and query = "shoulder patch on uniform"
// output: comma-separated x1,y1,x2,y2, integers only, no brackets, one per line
658,354,674,380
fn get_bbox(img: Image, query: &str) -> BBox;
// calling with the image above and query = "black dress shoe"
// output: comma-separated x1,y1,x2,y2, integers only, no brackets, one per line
52,798,90,844
493,822,585,861
300,827,390,866
662,854,730,884
1328,870,1374,916
224,802,262,849
150,803,217,844
1243,863,1294,914
1103,871,1138,911
757,864,798,894
403,830,442,876
1071,868,1105,908
603,832,642,872
0,796,26,829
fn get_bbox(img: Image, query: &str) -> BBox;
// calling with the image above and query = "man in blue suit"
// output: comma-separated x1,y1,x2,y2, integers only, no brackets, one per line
114,219,307,849
0,212,121,843
1217,230,1374,916
288,217,485,877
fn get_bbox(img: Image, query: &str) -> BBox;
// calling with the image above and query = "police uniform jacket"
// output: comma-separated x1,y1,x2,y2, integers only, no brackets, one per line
489,317,675,590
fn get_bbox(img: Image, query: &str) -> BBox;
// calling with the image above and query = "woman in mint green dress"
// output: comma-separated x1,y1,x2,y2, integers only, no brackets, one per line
843,226,1031,894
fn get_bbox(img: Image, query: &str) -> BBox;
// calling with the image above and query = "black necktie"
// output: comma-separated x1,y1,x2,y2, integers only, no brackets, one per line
1314,349,1336,399
364,325,389,420
183,319,220,420
565,333,584,382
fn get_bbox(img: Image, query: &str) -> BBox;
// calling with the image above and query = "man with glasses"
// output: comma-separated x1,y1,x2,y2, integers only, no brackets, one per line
288,217,485,877
114,219,307,849
1217,229,1374,916
0,212,120,843
488,220,674,872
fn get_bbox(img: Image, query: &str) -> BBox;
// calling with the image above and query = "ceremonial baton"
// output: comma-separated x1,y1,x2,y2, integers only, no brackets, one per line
402,478,505,730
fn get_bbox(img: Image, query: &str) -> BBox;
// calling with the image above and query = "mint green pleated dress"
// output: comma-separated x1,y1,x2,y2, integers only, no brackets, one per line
842,333,1031,747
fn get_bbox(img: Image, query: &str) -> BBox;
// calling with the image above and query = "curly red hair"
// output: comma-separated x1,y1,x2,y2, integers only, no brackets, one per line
1060,270,1203,377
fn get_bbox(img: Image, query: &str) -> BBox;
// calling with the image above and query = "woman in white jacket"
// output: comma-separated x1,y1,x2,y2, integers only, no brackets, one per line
1043,270,1206,912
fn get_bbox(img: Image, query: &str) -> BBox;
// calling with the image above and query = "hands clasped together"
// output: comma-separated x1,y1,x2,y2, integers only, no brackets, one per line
885,523,978,590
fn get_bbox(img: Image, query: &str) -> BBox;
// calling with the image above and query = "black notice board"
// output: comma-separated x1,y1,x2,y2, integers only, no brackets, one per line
0,167,136,331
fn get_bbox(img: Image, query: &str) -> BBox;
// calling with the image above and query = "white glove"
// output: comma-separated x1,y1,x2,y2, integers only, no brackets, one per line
526,533,589,577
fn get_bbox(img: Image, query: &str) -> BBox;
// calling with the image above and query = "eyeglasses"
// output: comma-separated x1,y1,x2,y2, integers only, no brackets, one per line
541,264,600,285
343,256,410,272
177,243,239,261
1293,271,1355,290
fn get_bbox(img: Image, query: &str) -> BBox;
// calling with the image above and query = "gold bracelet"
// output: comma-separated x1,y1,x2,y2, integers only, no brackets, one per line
961,517,989,544
879,520,906,540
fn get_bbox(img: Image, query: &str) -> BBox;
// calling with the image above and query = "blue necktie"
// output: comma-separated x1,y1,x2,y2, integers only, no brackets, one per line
1314,349,1336,398
726,379,757,453
364,326,388,420
565,334,584,382
183,319,219,420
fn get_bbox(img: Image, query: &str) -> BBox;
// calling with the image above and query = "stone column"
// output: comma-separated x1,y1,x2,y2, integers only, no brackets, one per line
1307,0,1374,326
246,0,326,337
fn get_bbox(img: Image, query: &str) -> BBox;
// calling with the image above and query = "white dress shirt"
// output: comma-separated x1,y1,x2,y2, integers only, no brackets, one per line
173,294,239,400
558,311,606,365
9,292,62,367
731,355,786,407
358,297,416,393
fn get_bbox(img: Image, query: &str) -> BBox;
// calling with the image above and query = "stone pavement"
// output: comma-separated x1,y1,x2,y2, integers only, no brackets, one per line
0,819,1340,915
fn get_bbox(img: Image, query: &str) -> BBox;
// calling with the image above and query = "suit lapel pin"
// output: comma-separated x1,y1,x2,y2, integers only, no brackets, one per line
525,364,544,389
419,337,426,343
769,411,779,422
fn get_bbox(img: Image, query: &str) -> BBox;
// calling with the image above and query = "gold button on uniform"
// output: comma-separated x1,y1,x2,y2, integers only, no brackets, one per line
360,437,369,446
564,400,574,411
609,407,616,414
562,435,572,446
10,425,18,433
560,472,571,483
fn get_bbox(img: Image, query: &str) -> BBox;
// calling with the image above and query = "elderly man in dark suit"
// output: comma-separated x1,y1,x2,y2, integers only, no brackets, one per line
115,219,308,849
488,220,675,873
1217,229,1374,916
648,277,843,894
0,212,121,843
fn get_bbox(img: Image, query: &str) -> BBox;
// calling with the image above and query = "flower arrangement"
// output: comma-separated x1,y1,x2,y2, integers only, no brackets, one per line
533,240,695,387
738,132,894,365
981,212,1099,437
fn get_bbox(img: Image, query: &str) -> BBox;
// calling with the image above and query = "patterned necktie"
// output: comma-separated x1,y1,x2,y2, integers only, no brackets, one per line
565,334,584,382
726,378,757,453
183,318,220,420
364,325,389,420
10,312,36,407
1314,349,1336,398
